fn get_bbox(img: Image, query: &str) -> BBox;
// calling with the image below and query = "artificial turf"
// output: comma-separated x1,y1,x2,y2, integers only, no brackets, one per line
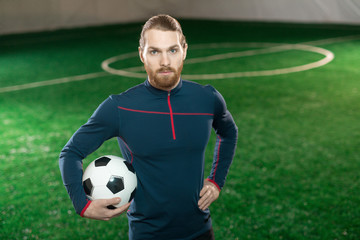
1,20,360,239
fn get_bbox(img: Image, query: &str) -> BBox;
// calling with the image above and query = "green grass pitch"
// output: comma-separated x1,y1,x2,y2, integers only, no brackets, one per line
1,20,360,239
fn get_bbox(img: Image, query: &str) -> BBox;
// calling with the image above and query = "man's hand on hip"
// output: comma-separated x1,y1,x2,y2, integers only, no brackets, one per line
198,180,220,211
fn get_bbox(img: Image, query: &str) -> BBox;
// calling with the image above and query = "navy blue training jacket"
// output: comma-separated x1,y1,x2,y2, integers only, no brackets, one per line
59,79,238,239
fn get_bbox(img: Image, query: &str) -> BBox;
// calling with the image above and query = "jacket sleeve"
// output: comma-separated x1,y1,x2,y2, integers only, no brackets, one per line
59,96,119,215
207,87,238,191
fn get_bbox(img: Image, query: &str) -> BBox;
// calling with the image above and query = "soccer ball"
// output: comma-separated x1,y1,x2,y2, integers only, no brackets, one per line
82,155,137,208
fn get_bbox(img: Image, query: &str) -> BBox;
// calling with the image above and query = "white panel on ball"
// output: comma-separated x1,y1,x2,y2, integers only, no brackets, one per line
82,155,137,208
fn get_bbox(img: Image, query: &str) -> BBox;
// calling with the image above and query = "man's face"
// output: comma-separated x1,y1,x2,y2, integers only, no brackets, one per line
139,29,187,91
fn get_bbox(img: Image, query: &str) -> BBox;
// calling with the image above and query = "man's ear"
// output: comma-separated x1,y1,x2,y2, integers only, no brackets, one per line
139,47,144,63
183,43,188,61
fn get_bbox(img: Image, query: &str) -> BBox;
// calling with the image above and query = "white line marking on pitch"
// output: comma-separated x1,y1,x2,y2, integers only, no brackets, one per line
101,42,335,80
301,34,360,46
0,72,109,93
1,34,360,93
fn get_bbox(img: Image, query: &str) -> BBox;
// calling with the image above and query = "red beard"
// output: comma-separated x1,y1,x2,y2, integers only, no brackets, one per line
145,64,183,91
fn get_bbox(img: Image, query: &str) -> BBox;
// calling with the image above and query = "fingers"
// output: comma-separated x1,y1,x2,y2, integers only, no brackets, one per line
105,197,121,207
103,198,130,220
198,187,212,210
83,198,130,221
198,181,220,211
199,187,207,197
198,187,208,206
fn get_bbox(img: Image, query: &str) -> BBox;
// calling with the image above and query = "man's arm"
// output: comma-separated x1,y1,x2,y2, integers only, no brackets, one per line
198,87,238,210
59,96,126,218
209,88,238,189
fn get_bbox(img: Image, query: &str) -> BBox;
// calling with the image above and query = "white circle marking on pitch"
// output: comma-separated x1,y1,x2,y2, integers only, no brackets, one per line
101,42,334,80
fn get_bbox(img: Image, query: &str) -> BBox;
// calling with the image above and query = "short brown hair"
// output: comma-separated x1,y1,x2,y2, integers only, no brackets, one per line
139,14,187,49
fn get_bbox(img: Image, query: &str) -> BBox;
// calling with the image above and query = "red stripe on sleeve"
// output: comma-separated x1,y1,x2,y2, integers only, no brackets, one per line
80,199,92,217
213,136,222,180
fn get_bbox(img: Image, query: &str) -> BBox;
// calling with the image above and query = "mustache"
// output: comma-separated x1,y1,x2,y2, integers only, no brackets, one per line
156,67,176,73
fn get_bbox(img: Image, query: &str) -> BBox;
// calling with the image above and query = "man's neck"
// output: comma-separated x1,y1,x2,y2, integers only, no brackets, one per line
147,78,181,91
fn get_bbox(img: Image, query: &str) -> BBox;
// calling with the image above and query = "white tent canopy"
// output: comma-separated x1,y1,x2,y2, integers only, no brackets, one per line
1,0,359,35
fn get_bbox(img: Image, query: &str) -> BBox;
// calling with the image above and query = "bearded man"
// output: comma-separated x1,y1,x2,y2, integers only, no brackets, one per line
59,14,238,240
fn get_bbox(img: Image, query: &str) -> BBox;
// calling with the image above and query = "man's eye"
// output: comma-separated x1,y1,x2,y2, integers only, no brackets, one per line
150,50,158,55
170,49,177,53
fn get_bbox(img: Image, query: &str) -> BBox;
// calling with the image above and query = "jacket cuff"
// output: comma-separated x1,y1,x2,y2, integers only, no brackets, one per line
80,199,92,217
206,178,221,192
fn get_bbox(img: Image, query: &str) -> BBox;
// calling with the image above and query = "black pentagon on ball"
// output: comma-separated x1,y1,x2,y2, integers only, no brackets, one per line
95,156,111,167
107,175,124,194
83,178,93,195
123,161,135,174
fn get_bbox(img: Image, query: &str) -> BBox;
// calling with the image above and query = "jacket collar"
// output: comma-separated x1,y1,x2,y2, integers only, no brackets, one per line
144,78,183,95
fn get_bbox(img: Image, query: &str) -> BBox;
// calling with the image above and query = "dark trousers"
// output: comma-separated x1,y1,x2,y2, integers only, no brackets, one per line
193,227,215,240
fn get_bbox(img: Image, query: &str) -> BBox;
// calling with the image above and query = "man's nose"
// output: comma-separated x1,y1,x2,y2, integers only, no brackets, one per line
160,52,170,67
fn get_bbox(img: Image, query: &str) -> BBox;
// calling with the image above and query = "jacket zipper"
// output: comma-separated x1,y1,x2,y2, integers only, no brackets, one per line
167,91,176,140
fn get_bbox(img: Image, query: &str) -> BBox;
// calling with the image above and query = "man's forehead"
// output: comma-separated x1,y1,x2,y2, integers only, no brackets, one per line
143,29,182,49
